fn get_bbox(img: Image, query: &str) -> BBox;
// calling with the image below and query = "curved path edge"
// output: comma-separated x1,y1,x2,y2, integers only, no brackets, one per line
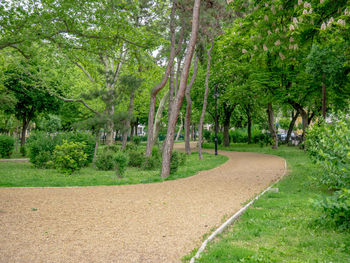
190,158,287,263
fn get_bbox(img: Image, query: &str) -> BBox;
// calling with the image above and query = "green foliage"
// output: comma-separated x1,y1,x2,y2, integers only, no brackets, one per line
27,131,59,168
170,151,186,174
37,114,62,133
19,145,26,157
128,150,145,167
27,131,94,168
132,136,141,145
210,133,223,145
114,151,129,177
143,146,161,170
306,111,350,189
95,150,116,171
52,140,87,175
203,130,211,142
0,135,14,158
313,189,350,230
104,144,119,153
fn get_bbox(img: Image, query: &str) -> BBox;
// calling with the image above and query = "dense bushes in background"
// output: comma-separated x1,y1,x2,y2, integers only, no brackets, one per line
306,112,350,189
0,135,15,158
306,111,350,229
27,131,94,168
95,150,117,171
52,140,87,174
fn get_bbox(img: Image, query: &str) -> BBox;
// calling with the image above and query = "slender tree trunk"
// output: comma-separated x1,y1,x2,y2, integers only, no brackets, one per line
322,73,326,119
267,102,278,149
145,4,184,156
105,104,115,145
161,0,201,178
175,113,183,141
185,57,199,154
92,132,99,168
21,118,29,147
121,91,135,149
247,114,252,144
300,109,308,142
153,91,169,143
198,42,214,159
286,111,299,143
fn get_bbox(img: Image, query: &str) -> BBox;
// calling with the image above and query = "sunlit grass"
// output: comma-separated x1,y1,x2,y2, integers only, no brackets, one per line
184,143,350,263
0,152,227,187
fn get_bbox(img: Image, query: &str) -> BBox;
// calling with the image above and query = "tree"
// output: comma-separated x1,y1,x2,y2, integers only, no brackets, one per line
2,61,61,146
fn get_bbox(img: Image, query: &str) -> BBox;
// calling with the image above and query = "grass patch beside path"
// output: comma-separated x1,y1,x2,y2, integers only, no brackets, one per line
0,152,227,187
188,143,350,263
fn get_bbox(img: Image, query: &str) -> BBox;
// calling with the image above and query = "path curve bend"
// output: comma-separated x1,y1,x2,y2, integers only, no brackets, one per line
0,144,285,263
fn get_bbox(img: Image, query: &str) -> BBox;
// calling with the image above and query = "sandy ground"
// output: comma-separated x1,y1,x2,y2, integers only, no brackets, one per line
0,144,285,263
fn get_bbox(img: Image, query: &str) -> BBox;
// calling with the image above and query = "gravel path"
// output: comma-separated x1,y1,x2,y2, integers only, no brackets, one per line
0,144,285,263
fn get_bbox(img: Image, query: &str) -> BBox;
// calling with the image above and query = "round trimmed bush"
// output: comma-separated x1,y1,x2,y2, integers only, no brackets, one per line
128,150,145,167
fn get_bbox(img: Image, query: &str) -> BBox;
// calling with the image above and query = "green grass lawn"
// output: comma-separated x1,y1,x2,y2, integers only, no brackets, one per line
184,143,350,263
0,152,227,187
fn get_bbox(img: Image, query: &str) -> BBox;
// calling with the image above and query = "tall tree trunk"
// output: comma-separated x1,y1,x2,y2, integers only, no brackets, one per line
299,109,308,142
145,4,184,156
267,102,278,149
161,0,201,178
153,91,169,143
92,132,99,168
247,114,252,144
105,104,115,145
185,57,199,154
322,73,326,119
198,41,214,159
21,118,29,147
222,104,234,147
121,91,135,149
175,113,183,141
286,111,299,143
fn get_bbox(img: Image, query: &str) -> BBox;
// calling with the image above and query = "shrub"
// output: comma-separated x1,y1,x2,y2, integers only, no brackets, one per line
114,151,129,177
203,130,211,142
306,111,350,189
132,136,141,145
104,144,119,153
27,131,94,168
170,150,186,174
20,145,26,157
62,132,95,165
52,140,87,174
0,135,15,158
95,150,116,171
125,143,137,152
313,189,350,230
128,150,145,167
143,147,161,170
27,131,58,168
210,133,223,145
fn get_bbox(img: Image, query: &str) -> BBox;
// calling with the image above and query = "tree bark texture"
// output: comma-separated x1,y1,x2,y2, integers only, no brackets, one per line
286,111,299,143
153,91,169,143
121,91,135,149
222,103,235,147
185,56,199,154
247,114,252,144
161,0,201,178
145,3,184,156
198,41,214,159
267,102,278,149
92,132,99,168
175,113,183,141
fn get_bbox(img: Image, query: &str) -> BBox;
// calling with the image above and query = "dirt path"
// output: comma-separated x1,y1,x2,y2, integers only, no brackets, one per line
0,144,285,263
